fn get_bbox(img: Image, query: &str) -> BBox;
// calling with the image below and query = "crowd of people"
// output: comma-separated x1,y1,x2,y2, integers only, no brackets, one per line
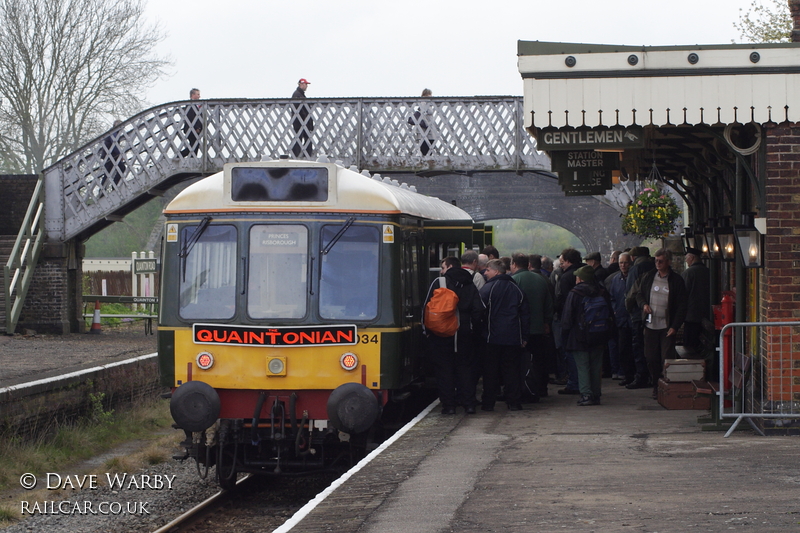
422,243,709,414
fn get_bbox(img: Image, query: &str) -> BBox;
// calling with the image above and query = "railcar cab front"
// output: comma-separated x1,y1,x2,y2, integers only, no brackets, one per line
158,160,474,480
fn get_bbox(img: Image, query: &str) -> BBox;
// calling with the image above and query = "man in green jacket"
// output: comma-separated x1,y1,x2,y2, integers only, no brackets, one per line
511,253,555,400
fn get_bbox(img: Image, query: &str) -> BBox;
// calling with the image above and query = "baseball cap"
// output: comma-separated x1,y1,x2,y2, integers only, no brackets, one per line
298,78,311,84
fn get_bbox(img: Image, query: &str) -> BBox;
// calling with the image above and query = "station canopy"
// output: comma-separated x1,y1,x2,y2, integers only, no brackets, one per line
518,41,800,129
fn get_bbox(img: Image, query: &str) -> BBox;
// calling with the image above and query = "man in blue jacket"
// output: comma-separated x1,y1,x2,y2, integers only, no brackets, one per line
479,259,530,411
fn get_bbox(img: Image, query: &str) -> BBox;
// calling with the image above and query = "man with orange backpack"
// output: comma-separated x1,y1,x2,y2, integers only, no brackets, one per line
479,259,530,411
422,256,485,415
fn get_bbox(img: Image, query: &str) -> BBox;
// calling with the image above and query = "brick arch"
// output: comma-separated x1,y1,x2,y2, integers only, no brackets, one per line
394,171,641,257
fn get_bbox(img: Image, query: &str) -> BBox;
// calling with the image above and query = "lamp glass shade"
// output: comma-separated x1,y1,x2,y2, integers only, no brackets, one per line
704,227,718,259
715,227,736,261
734,227,763,268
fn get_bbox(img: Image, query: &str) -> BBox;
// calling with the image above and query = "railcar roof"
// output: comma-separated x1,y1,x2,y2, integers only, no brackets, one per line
164,160,472,222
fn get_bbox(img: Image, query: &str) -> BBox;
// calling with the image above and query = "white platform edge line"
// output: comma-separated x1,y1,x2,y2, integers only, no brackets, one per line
272,397,441,533
0,352,158,395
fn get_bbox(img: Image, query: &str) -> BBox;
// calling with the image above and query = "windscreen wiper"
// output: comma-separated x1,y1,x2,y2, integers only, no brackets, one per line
321,216,356,255
179,216,212,281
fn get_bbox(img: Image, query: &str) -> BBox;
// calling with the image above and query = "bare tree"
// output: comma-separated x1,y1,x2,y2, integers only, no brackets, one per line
0,0,168,173
734,0,792,43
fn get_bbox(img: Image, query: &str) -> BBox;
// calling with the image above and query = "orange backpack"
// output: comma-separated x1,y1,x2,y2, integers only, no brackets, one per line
424,277,460,337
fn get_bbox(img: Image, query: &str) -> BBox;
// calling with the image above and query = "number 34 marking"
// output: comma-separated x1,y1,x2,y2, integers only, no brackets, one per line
358,334,379,344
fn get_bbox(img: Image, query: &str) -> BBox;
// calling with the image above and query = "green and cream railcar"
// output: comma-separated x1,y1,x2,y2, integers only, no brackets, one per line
158,159,474,485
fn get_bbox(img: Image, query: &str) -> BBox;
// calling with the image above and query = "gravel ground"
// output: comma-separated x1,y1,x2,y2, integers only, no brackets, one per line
2,455,222,532
0,321,158,387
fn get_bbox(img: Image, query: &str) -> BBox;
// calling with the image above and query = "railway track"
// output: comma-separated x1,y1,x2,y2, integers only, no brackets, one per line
151,398,438,533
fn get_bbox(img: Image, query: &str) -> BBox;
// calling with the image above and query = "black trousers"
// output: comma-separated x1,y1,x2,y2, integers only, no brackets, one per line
524,333,549,396
617,326,635,380
683,321,703,348
483,343,523,406
644,327,677,392
427,334,477,409
630,319,649,377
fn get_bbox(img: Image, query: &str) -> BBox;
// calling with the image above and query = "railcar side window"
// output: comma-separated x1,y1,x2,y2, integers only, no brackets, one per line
319,225,379,320
179,225,237,320
248,225,308,319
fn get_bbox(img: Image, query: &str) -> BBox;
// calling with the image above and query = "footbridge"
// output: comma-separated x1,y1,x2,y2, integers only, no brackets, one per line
8,97,639,334
42,96,630,244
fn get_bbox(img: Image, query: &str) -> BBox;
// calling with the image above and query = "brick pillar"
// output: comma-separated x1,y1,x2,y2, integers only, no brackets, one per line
763,122,800,401
790,0,800,43
17,240,83,335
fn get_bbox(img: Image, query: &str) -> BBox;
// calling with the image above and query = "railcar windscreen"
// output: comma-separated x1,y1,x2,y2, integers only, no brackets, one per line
248,225,309,318
319,225,379,320
231,167,328,202
179,225,237,319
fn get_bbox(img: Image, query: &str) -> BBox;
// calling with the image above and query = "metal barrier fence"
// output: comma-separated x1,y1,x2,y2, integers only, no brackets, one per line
719,321,800,437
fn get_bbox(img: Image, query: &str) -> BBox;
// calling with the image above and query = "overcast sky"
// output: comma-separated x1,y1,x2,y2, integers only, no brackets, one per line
143,0,764,105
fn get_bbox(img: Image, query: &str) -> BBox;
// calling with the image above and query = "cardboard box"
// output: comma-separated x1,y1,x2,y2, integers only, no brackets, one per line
663,358,705,382
657,378,711,410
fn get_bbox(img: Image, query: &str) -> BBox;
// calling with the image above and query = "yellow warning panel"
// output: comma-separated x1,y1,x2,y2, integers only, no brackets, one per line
382,225,394,243
167,223,178,242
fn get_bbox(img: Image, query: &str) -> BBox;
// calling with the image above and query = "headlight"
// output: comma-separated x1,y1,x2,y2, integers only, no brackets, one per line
267,356,286,376
196,352,214,370
340,352,358,371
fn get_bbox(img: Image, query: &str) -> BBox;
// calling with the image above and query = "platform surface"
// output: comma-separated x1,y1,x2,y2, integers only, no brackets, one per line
290,380,799,532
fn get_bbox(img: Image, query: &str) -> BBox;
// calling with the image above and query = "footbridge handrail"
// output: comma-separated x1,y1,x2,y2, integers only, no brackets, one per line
4,174,46,334
43,96,548,242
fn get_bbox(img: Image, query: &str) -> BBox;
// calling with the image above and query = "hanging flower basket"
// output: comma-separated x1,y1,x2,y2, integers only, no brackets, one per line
621,184,682,239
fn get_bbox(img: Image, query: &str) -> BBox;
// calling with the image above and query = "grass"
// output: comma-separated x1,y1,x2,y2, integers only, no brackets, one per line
0,399,175,494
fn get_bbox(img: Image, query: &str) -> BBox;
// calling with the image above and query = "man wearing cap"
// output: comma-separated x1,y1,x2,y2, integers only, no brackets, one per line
291,78,314,158
584,252,609,283
561,265,613,406
635,248,688,399
682,247,710,349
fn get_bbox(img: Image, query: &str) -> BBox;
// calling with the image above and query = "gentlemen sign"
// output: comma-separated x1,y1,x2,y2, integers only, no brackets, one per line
537,126,644,151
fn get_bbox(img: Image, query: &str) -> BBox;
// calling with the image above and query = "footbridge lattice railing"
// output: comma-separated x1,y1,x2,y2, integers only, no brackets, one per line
43,97,549,242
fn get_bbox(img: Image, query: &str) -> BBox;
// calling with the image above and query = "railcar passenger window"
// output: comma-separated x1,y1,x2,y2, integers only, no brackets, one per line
248,225,308,319
179,225,237,320
319,225,379,320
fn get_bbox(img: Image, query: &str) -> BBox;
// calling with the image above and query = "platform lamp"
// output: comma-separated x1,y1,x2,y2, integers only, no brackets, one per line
704,219,719,259
714,217,736,262
695,224,710,258
681,226,697,252
735,212,764,268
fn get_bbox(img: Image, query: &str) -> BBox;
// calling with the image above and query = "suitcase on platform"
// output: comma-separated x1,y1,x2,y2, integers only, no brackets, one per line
663,358,705,382
657,378,711,410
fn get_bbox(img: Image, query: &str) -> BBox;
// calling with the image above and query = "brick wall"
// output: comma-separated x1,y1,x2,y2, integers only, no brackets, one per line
0,174,38,234
763,122,800,401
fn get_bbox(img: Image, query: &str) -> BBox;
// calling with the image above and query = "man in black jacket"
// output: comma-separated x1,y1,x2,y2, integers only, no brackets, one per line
180,88,203,157
479,259,530,411
554,248,584,395
291,78,314,158
423,257,485,414
681,247,710,349
635,248,688,399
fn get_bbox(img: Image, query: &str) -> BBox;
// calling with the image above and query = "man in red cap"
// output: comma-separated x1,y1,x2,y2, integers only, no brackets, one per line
291,78,313,157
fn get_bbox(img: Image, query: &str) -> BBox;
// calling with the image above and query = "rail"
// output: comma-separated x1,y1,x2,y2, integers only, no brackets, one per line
3,174,46,334
43,97,548,242
717,321,800,437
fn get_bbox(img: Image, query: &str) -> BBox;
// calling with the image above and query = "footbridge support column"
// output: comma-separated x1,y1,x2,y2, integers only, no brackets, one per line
17,240,83,334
